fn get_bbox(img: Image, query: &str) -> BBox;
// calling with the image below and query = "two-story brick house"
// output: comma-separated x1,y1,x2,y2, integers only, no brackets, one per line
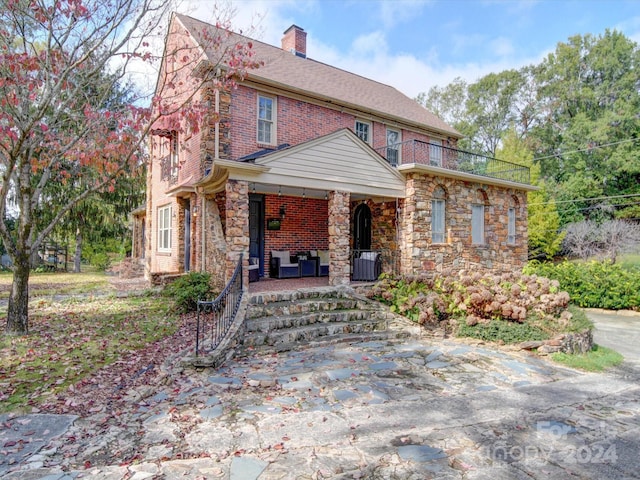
139,13,534,290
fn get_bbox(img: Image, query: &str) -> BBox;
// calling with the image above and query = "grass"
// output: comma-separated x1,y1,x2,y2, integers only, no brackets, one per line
0,272,176,414
0,268,109,300
619,253,640,272
551,344,624,372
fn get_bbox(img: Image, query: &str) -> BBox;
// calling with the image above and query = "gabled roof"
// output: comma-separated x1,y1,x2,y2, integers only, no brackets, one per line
198,129,406,199
174,14,460,138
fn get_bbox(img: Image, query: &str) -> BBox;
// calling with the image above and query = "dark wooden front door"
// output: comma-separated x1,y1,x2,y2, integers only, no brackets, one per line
249,194,265,276
184,201,191,272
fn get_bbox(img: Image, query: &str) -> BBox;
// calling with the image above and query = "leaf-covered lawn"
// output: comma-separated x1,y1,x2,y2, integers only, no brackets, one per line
0,270,110,300
0,294,183,414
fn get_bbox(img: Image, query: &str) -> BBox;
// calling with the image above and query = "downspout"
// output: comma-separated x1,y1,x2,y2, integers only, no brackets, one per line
201,191,206,272
214,89,220,159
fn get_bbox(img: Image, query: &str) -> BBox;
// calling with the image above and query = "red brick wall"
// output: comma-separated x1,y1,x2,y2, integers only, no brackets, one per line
263,195,328,271
228,85,451,161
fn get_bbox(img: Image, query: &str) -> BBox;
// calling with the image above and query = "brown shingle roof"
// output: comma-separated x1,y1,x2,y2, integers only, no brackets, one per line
175,13,460,138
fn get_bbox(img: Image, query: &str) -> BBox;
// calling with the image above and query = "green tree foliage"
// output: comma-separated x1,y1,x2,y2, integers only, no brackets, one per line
532,30,640,222
496,129,564,259
416,29,640,231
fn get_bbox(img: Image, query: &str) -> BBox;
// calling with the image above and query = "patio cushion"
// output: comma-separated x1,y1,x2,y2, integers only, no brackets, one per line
317,250,330,265
360,251,378,261
272,250,290,261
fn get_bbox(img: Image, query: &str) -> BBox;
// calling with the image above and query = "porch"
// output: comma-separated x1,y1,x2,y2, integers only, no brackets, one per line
248,248,399,293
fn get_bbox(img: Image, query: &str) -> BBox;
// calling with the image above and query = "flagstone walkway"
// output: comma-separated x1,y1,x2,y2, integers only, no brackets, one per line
2,330,639,479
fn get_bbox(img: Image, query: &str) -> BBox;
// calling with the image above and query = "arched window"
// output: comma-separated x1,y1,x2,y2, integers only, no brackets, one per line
431,185,446,243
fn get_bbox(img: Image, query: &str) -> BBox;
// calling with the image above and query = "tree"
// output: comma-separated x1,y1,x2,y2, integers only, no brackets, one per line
531,31,640,221
465,70,527,157
496,128,565,259
563,219,640,263
0,0,260,334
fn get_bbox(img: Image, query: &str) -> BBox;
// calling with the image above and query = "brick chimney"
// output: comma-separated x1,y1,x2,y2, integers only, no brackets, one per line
281,25,307,58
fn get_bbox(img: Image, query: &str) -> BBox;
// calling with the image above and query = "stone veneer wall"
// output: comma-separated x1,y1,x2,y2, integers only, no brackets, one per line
400,173,528,276
225,180,249,286
203,194,227,291
328,191,350,286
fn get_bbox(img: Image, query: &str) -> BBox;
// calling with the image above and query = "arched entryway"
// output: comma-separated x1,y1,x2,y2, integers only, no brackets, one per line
353,203,372,250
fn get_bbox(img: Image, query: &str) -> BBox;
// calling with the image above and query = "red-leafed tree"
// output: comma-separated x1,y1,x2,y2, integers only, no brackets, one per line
0,0,260,335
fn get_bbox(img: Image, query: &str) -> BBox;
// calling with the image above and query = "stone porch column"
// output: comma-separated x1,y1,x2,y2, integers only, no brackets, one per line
225,179,249,286
328,191,350,286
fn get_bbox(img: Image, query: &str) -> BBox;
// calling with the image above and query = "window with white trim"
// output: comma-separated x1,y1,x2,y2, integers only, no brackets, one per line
355,120,371,144
508,207,516,244
431,186,446,243
158,205,172,252
472,204,485,245
430,139,443,167
386,128,401,166
257,94,275,144
170,131,179,178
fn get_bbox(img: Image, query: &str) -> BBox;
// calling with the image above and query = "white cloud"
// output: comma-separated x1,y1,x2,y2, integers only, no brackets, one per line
375,0,431,29
350,31,389,56
490,36,515,57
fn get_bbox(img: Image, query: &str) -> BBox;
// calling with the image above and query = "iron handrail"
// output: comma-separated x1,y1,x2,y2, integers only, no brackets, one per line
374,140,531,185
195,254,244,357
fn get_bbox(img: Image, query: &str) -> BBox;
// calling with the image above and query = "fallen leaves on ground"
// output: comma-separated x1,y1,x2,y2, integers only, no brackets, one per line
0,292,187,414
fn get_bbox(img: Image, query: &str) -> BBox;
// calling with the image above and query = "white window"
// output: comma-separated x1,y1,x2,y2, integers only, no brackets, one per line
386,128,401,166
432,199,446,243
472,204,485,245
257,94,275,144
355,120,370,144
430,139,443,167
508,207,516,244
158,205,172,252
170,131,179,178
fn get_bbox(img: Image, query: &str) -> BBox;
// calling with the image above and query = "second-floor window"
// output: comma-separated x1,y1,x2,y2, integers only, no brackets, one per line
355,120,370,144
257,94,275,144
170,131,179,178
386,128,401,166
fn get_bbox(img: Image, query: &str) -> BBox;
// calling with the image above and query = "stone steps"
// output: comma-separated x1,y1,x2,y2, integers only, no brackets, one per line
238,287,395,356
245,298,370,320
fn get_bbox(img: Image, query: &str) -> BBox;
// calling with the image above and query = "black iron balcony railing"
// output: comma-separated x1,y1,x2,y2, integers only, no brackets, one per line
374,140,530,185
159,154,178,185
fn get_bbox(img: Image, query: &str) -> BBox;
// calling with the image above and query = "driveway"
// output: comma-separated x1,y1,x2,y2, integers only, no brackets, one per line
2,330,639,479
587,309,640,364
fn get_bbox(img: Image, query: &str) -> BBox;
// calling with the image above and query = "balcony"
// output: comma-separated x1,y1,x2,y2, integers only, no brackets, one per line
159,154,178,185
375,140,531,185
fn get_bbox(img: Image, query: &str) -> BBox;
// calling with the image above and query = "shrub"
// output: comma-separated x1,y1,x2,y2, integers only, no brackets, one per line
369,270,581,342
163,272,214,313
457,318,548,344
524,260,640,310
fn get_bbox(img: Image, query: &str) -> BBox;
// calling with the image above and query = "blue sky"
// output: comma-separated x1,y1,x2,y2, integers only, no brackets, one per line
182,0,640,99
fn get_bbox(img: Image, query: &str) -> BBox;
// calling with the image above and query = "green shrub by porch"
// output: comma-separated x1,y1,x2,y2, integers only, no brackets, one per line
163,272,214,313
524,260,640,310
